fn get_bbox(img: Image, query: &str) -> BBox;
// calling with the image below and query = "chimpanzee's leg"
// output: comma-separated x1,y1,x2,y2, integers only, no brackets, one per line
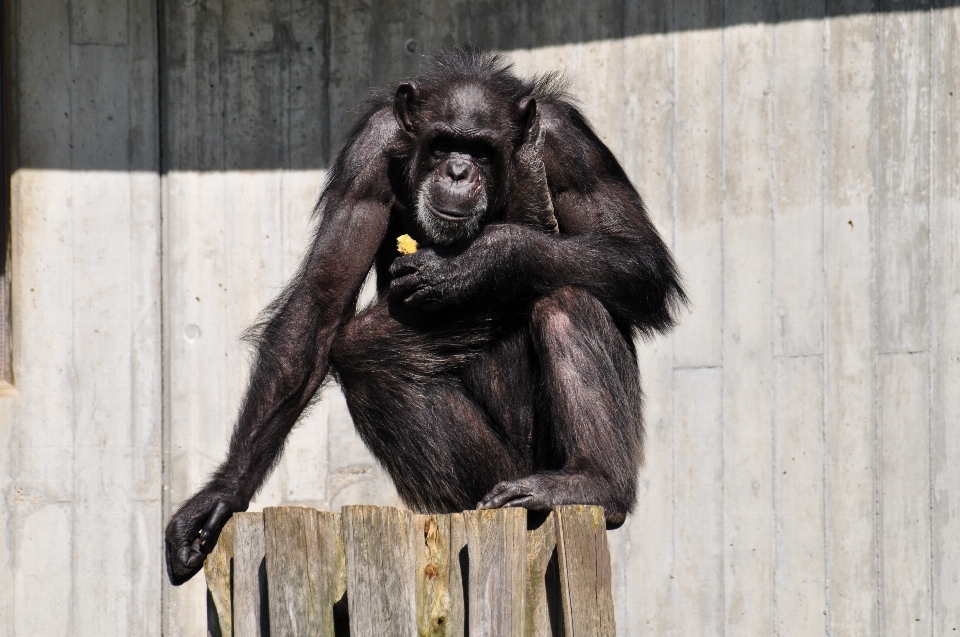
329,296,525,513
477,286,644,526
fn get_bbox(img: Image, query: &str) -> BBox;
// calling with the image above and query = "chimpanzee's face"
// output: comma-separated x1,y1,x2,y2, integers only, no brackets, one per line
395,83,526,244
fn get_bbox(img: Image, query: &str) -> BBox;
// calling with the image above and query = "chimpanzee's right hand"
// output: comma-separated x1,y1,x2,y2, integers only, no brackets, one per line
164,490,248,585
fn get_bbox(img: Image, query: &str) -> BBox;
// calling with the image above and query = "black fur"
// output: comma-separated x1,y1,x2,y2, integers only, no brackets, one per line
164,47,686,586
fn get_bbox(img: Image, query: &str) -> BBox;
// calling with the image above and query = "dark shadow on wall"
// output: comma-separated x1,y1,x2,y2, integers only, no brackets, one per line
5,0,954,172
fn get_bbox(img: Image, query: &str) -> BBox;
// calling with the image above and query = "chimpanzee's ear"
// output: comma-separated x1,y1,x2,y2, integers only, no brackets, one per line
394,82,421,132
516,95,538,141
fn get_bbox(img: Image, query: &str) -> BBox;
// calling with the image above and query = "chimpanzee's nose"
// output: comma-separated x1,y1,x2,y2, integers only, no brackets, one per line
445,159,476,183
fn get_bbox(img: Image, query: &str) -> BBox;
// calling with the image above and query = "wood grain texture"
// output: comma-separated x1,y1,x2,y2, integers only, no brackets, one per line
446,513,468,637
264,507,347,637
413,514,454,637
463,508,527,637
233,513,268,637
343,505,417,637
525,512,563,637
205,516,237,637
555,506,616,637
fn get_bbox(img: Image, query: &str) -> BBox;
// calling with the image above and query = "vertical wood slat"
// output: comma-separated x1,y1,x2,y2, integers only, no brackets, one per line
526,512,563,637
464,509,528,637
233,513,268,637
205,517,237,637
265,507,346,637
447,513,468,636
413,514,454,637
555,507,616,637
343,505,418,637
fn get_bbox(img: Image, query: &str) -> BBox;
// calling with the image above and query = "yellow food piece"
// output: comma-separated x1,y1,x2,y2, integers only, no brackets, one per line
397,234,419,255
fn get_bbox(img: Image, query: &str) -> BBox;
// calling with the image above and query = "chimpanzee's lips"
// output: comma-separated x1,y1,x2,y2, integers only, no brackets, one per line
424,199,477,222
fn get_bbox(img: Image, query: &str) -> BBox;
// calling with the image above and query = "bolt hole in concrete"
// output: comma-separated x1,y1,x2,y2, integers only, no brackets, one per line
184,324,201,342
405,39,417,53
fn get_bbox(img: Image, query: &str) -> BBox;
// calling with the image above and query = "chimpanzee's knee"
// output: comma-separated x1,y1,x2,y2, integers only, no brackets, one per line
530,286,628,350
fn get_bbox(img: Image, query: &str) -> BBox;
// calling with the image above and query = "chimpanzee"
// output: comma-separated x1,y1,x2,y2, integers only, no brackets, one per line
165,47,686,585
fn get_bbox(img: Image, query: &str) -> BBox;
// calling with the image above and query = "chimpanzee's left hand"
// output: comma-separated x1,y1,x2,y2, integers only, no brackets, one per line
389,246,482,310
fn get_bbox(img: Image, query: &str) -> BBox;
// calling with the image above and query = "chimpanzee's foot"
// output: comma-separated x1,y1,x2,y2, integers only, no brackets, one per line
476,472,627,528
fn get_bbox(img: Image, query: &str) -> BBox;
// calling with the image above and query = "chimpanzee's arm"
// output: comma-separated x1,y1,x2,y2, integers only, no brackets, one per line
164,110,395,585
391,102,686,335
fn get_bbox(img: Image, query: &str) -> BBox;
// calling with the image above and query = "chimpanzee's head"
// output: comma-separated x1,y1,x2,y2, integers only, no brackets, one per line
393,76,539,244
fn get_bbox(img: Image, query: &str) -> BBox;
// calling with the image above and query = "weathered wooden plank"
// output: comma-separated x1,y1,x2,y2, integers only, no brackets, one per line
233,513,268,637
774,357,827,637
413,513,454,637
205,516,238,637
554,506,615,637
672,0,724,368
343,505,417,637
447,513,468,637
674,367,724,635
722,13,776,636
931,6,960,636
264,507,346,637
463,508,527,637
525,511,563,637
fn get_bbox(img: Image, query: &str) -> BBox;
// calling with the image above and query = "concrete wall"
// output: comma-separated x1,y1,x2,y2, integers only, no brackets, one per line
2,1,959,635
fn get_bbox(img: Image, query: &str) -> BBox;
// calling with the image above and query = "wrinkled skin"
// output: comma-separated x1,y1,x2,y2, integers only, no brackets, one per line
164,48,685,586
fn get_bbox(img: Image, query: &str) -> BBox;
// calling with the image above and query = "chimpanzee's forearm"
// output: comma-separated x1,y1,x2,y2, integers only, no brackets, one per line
204,199,391,503
466,223,684,334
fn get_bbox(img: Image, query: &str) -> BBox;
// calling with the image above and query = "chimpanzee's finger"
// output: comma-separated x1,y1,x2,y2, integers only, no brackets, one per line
404,287,439,307
390,273,423,296
478,480,510,507
389,256,420,277
502,495,538,509
421,298,453,311
198,501,233,551
478,480,532,509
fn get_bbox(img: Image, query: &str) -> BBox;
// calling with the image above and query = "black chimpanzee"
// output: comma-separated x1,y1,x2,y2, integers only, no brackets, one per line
165,47,686,585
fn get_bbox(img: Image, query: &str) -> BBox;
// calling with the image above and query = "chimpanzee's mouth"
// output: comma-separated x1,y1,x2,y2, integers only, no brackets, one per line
422,198,478,222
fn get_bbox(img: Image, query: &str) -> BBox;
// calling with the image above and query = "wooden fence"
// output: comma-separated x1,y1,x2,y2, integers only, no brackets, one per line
204,505,615,637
